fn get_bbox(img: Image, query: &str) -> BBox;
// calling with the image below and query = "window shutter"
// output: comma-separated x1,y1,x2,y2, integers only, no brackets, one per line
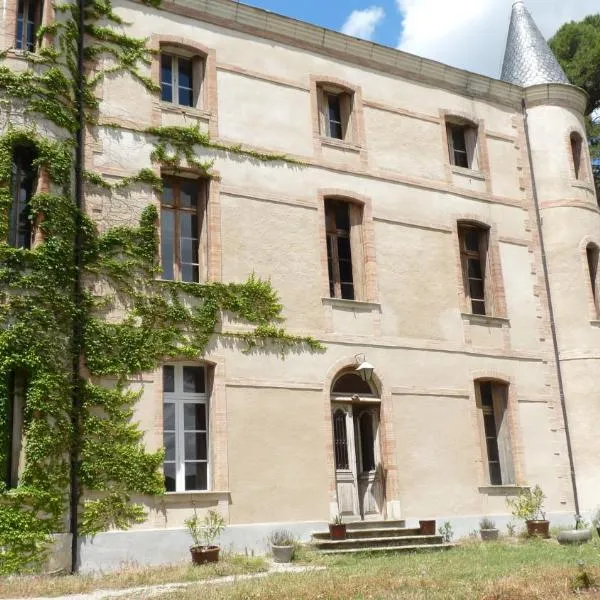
349,203,365,301
318,87,328,136
465,127,478,170
493,385,515,485
340,93,354,142
479,229,493,316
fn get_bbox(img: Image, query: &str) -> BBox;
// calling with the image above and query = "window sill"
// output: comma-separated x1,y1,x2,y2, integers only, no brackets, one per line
571,180,596,193
478,485,529,496
461,313,509,327
163,490,230,503
322,297,381,312
320,137,362,152
590,319,600,327
159,102,212,120
451,165,486,180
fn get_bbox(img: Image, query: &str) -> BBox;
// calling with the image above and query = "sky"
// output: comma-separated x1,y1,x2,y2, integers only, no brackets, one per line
239,0,600,79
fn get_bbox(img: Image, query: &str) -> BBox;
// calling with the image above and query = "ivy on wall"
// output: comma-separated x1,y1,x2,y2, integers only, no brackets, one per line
0,0,320,574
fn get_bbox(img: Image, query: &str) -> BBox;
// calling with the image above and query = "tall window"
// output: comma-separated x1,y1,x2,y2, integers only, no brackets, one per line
319,86,354,142
160,176,204,282
4,371,27,490
9,147,37,249
163,365,209,492
587,243,599,316
476,381,514,486
15,0,42,51
160,53,198,108
459,223,489,315
571,132,583,180
325,199,360,300
447,121,478,170
332,409,349,470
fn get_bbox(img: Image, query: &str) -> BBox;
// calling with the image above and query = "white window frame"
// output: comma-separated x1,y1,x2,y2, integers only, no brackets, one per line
160,53,198,108
163,364,209,492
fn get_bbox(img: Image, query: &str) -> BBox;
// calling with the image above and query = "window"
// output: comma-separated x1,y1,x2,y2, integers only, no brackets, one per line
325,199,364,300
571,132,583,180
332,372,373,396
447,121,478,170
459,224,490,315
587,243,599,316
476,381,514,486
4,371,27,489
9,147,37,249
160,176,205,282
358,412,375,472
160,53,199,108
163,365,209,492
333,409,349,470
15,0,42,52
319,86,354,142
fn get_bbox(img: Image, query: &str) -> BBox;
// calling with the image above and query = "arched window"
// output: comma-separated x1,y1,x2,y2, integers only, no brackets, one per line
317,83,355,142
331,371,374,396
570,132,583,180
160,45,206,109
332,409,349,470
446,117,479,170
587,243,599,316
458,221,491,315
9,147,37,249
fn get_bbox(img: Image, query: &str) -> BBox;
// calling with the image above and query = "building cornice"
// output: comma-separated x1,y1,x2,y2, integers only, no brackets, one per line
524,84,588,114
143,0,528,109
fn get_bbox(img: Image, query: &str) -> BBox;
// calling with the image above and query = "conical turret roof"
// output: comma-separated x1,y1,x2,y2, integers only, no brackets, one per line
501,1,569,87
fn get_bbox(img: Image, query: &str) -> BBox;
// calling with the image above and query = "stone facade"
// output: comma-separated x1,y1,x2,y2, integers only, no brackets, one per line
1,0,599,569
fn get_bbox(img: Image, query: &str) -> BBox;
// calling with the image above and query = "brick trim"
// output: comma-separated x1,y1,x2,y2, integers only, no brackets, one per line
149,34,218,137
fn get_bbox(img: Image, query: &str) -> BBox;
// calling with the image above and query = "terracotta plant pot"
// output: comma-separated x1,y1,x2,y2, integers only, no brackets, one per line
271,544,295,563
329,523,347,540
480,528,499,541
557,529,592,545
190,545,220,565
419,520,436,536
526,520,550,538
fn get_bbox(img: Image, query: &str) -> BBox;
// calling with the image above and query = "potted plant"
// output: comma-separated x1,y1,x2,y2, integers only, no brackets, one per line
269,529,296,563
329,514,346,540
593,508,600,538
419,519,436,536
557,514,592,545
506,485,550,538
479,516,499,541
184,509,226,565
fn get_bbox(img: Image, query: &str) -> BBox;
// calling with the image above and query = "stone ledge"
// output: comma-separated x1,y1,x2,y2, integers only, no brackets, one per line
322,297,381,311
461,313,510,327
478,485,529,496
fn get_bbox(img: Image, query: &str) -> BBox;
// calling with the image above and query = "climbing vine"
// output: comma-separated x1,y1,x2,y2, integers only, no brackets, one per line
0,0,319,574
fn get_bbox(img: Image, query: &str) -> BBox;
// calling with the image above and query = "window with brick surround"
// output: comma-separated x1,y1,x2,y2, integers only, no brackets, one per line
163,364,209,492
476,380,514,486
587,243,599,317
160,176,207,283
459,223,491,316
160,52,204,108
325,199,365,300
15,0,43,52
9,147,37,249
447,120,478,170
570,132,583,180
4,370,27,490
318,85,354,142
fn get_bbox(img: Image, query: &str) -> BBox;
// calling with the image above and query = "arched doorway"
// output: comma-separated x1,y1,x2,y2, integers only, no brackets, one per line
331,370,384,520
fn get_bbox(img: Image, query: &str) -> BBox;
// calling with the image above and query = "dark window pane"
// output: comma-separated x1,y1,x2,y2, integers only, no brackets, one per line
486,438,500,463
480,382,493,407
332,373,373,395
180,180,198,208
16,19,24,49
472,299,486,315
164,462,176,492
180,238,198,265
181,263,199,282
185,462,207,490
184,432,207,461
489,462,502,485
178,58,193,89
161,180,174,206
337,236,352,260
464,230,479,252
183,366,205,393
160,55,173,103
452,127,467,152
163,402,175,429
329,122,343,139
184,402,207,430
359,412,375,472
163,431,176,462
467,259,482,279
469,279,485,301
179,212,198,239
483,412,497,437
333,410,349,470
341,283,355,300
163,366,175,392
334,202,350,231
327,94,342,139
178,88,193,107
160,210,175,280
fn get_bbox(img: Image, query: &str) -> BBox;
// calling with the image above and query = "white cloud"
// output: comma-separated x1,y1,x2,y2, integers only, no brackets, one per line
341,6,386,41
396,0,600,78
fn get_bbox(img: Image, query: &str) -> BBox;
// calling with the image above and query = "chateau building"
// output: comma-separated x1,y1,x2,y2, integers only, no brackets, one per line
1,0,599,570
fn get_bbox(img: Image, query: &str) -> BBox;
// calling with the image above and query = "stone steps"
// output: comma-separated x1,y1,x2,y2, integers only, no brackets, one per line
318,543,454,555
314,534,443,551
312,527,421,541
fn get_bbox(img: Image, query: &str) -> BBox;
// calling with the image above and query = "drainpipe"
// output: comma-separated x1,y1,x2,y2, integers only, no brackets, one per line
521,98,580,515
70,0,86,574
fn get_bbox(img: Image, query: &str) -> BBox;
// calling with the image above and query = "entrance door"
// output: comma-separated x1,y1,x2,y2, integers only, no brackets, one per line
332,403,384,519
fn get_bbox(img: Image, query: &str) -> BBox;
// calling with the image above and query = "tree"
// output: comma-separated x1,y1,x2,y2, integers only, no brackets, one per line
550,14,600,195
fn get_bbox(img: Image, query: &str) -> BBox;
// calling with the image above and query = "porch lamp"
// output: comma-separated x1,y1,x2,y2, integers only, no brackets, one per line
355,354,374,383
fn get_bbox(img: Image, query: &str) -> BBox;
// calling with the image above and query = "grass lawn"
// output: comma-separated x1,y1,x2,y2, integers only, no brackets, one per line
0,554,267,599
152,538,600,600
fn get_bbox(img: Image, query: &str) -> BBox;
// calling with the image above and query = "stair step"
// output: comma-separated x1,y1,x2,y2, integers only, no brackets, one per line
318,543,454,555
314,535,444,551
312,527,421,540
345,520,406,530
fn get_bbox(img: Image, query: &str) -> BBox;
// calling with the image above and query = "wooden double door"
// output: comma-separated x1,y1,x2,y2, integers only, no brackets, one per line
332,403,384,520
